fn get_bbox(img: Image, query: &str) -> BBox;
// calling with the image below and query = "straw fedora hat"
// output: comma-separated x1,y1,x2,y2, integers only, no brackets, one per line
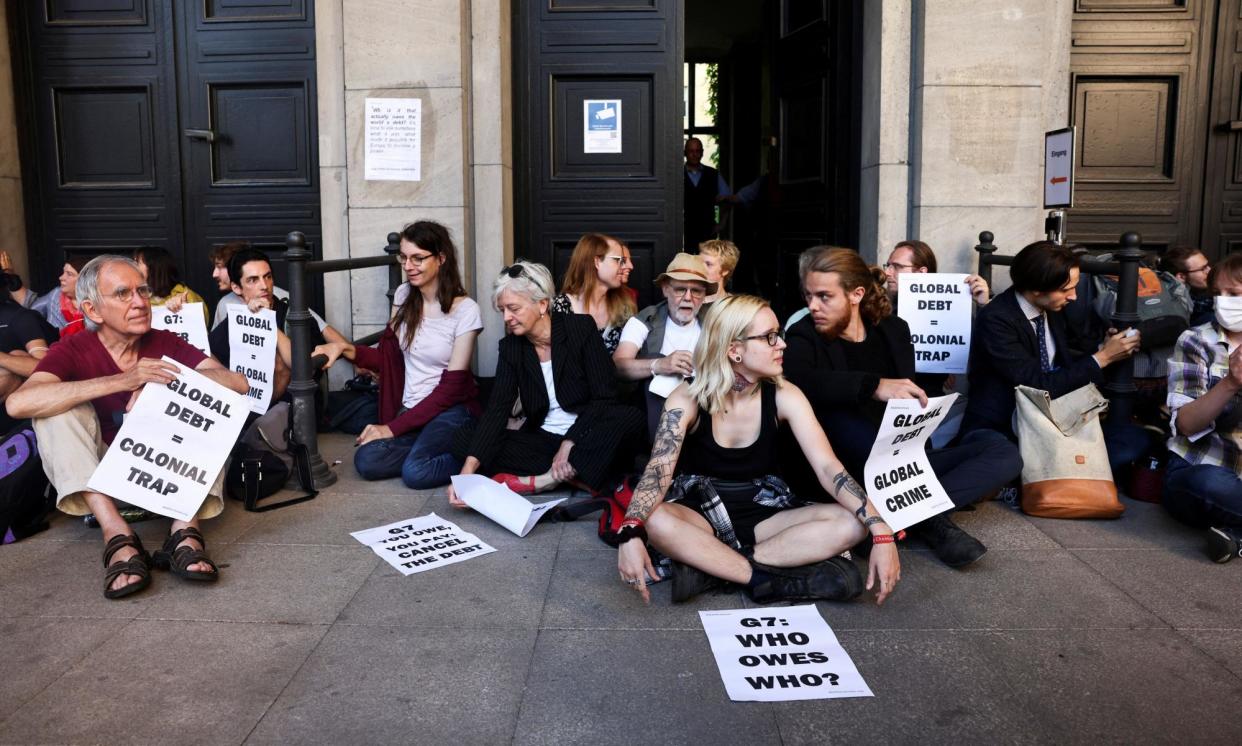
654,252,718,295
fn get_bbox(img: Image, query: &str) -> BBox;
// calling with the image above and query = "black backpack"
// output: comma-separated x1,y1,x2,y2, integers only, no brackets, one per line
0,426,56,544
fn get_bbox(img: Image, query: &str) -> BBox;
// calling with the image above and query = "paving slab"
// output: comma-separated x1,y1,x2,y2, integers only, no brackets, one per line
1072,547,1242,630
1021,496,1202,551
0,620,326,746
419,491,567,551
513,629,780,745
1178,629,1242,680
245,625,536,745
0,617,128,721
943,501,1063,550
540,548,748,630
972,629,1242,743
137,543,379,624
0,539,159,620
233,491,430,546
775,630,1045,745
338,545,557,629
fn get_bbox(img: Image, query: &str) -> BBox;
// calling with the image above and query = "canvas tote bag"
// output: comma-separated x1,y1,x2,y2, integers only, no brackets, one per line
1013,383,1124,519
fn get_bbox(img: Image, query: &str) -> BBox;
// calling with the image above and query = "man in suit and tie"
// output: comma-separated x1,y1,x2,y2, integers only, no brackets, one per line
961,241,1144,467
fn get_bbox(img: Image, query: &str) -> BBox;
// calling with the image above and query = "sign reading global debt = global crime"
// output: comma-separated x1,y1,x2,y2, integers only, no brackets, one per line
864,393,959,532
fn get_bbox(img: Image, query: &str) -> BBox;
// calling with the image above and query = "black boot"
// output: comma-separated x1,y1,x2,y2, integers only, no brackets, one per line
670,560,724,603
747,556,863,604
914,512,986,568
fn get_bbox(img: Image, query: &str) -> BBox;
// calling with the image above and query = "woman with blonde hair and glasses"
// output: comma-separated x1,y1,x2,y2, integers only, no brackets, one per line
613,294,902,606
552,233,636,354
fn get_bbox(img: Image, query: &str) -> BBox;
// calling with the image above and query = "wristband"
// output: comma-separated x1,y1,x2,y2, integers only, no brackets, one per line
650,358,659,376
871,530,906,545
615,521,647,544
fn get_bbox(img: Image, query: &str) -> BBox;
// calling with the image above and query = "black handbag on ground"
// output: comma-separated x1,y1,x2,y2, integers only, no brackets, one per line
225,403,318,512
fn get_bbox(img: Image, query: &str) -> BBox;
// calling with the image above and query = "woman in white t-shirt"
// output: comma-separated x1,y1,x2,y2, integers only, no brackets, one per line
315,221,483,489
550,233,636,354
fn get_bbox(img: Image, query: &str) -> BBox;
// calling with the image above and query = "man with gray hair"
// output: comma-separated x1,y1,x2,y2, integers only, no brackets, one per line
7,255,248,599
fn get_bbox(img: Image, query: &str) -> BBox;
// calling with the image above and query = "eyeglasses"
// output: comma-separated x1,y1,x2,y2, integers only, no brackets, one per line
604,255,633,267
742,330,784,347
501,264,526,279
1186,263,1211,275
401,252,437,267
108,285,153,303
883,262,915,271
669,285,706,299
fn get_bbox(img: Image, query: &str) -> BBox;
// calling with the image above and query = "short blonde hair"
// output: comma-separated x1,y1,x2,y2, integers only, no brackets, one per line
688,294,781,415
492,260,555,307
698,239,740,283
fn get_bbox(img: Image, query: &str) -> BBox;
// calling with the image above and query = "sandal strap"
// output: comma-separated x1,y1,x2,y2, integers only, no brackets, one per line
102,533,147,566
169,545,218,574
104,556,150,585
161,526,206,555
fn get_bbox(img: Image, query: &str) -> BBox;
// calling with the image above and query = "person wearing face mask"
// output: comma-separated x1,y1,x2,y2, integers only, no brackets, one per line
613,253,715,439
1165,252,1242,563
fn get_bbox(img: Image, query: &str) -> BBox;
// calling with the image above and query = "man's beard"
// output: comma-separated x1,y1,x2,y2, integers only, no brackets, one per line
814,313,850,341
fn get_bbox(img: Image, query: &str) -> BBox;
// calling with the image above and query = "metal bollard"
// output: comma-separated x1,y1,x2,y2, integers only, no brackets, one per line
285,230,338,489
974,231,996,290
1103,231,1142,424
385,232,402,307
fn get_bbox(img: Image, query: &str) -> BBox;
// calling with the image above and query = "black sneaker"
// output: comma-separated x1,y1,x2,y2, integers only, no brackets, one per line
914,513,987,568
670,560,723,603
748,556,863,604
1207,527,1242,564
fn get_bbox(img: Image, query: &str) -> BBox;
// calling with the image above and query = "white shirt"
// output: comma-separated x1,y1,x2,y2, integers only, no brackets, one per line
1015,292,1057,367
393,284,484,409
619,313,702,396
539,360,578,436
211,287,328,331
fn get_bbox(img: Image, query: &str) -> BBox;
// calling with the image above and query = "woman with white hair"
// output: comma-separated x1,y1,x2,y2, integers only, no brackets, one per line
613,295,903,606
448,261,645,501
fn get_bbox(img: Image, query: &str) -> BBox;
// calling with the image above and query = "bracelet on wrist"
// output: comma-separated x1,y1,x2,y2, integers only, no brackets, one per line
650,358,659,376
615,521,648,544
871,530,906,545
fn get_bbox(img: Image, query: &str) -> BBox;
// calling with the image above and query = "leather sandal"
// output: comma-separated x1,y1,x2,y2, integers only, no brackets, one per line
102,533,152,600
152,527,219,583
492,473,538,495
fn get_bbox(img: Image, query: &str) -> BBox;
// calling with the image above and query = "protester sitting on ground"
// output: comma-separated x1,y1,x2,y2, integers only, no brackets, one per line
132,246,208,323
961,240,1148,470
1164,252,1242,563
697,238,739,305
783,247,1020,568
1161,245,1214,327
613,253,715,438
208,240,344,347
551,233,636,355
5,255,249,599
614,294,901,606
448,261,644,501
882,239,990,306
5,253,91,339
314,220,483,489
0,276,56,412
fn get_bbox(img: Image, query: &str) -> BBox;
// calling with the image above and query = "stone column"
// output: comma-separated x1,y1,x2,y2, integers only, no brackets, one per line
0,2,28,280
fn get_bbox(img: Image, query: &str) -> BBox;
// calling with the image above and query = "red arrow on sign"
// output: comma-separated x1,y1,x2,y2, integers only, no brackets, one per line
1049,176,1068,184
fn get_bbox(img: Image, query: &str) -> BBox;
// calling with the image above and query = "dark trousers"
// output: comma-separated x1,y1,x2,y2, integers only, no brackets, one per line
454,404,644,491
353,404,473,489
1163,454,1242,529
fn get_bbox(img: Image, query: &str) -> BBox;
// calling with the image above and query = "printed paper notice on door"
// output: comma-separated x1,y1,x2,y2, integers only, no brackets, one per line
365,97,422,181
863,394,958,532
583,99,622,154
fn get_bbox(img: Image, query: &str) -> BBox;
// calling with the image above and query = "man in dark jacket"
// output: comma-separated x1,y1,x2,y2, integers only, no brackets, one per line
784,247,1022,568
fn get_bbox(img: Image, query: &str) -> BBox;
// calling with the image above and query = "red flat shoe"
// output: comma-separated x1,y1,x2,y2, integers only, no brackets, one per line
492,473,538,494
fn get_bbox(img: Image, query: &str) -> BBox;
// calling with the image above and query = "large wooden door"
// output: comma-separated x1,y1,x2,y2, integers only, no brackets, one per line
1201,1,1242,257
513,0,683,310
1067,0,1215,250
16,0,320,294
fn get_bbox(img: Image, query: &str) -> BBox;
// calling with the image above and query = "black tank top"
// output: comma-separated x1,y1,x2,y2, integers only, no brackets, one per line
677,382,778,479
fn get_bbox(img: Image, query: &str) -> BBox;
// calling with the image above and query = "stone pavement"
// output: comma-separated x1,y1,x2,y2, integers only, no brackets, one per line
2,432,1241,744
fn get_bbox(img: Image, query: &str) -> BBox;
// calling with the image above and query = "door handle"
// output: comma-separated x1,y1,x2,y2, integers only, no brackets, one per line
1218,121,1242,132
183,128,216,142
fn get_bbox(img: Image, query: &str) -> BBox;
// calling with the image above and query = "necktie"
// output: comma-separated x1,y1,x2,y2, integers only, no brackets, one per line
1034,314,1052,372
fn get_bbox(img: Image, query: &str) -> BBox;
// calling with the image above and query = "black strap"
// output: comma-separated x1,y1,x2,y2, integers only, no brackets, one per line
239,413,319,513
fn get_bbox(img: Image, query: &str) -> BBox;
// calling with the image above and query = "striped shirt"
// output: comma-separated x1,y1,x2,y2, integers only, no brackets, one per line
1167,321,1242,471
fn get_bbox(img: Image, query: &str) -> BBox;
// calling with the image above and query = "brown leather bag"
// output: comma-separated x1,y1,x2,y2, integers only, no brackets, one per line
1013,384,1124,519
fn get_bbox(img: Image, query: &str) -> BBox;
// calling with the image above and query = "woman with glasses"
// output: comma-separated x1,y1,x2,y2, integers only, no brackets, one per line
551,233,636,355
315,221,484,489
613,294,902,606
448,260,644,499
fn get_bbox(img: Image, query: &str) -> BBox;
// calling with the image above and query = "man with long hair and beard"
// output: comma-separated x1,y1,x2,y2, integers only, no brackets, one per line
783,247,1021,569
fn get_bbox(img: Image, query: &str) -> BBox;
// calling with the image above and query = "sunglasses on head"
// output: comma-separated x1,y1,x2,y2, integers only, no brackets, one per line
501,264,526,279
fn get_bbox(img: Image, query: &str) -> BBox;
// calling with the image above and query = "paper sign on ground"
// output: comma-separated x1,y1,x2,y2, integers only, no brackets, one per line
898,273,973,374
151,302,210,355
699,606,872,701
864,393,958,532
583,99,622,154
365,97,422,181
87,358,248,521
226,304,277,414
450,474,565,537
351,513,495,575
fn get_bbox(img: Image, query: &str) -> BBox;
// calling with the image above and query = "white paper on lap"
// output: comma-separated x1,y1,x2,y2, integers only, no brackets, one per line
150,302,210,355
699,606,873,701
351,513,495,575
226,304,277,414
648,373,683,398
86,357,249,521
863,393,959,532
450,474,566,537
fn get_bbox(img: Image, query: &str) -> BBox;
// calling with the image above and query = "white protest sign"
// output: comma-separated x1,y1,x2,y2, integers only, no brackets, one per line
699,606,872,701
365,97,422,181
351,513,495,575
864,393,958,532
226,304,277,414
87,358,248,521
583,99,622,154
648,372,684,398
150,302,210,355
1044,127,1074,208
450,474,566,537
898,273,973,374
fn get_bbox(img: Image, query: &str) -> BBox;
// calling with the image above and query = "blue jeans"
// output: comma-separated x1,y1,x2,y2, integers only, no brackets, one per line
1163,454,1242,529
353,405,473,489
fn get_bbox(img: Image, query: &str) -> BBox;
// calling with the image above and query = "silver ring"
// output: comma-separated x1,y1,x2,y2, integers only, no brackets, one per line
625,578,638,585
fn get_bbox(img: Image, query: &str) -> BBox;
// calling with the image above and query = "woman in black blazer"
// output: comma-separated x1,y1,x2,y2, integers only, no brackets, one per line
450,261,644,502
